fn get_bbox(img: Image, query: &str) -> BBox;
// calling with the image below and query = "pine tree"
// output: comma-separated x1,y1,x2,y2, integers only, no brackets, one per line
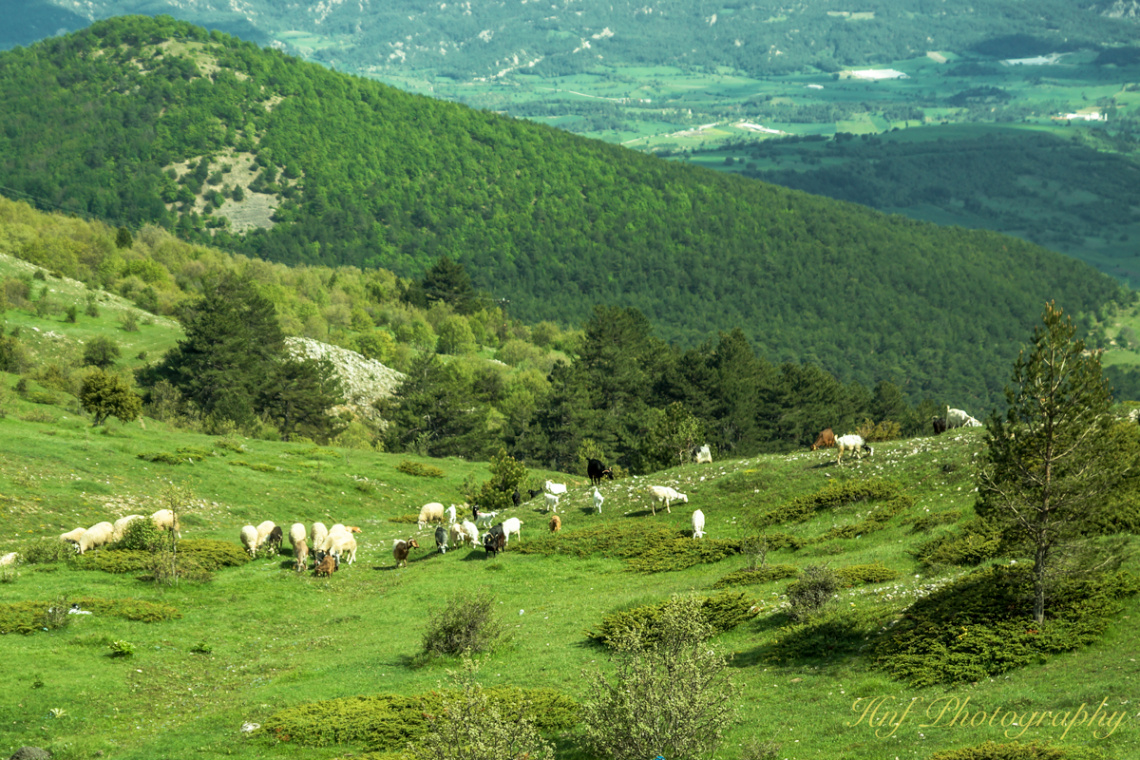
977,302,1128,624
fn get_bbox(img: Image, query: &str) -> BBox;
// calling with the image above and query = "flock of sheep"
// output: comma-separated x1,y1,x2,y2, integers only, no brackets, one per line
57,509,180,554
239,520,360,575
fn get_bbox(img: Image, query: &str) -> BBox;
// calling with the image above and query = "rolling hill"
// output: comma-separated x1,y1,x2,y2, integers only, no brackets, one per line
0,16,1128,408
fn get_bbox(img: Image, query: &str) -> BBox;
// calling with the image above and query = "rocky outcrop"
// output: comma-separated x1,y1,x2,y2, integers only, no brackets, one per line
284,337,405,424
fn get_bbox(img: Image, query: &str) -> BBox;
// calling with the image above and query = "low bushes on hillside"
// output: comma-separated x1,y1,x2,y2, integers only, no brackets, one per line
835,563,899,587
419,591,505,659
585,590,755,648
873,565,1140,686
711,565,799,589
912,518,1004,566
0,596,180,634
928,741,1115,760
756,480,902,528
812,495,914,543
397,460,445,478
78,539,249,577
517,523,743,573
256,687,579,750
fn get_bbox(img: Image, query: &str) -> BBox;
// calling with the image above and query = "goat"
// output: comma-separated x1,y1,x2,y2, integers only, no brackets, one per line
586,458,613,487
393,537,419,568
836,434,872,464
647,485,687,516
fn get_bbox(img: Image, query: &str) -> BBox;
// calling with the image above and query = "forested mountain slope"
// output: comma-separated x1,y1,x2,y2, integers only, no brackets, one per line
0,17,1125,407
4,0,1135,79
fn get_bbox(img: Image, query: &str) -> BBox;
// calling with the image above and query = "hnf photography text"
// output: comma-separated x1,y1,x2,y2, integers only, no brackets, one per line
848,695,1129,740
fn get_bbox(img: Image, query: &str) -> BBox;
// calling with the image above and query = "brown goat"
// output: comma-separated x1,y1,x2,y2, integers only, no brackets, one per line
811,428,837,451
294,539,309,573
314,553,337,577
549,515,562,533
393,537,419,568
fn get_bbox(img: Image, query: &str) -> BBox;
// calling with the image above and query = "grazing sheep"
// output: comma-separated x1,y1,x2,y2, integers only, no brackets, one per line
60,527,86,551
836,434,873,465
647,485,688,516
418,502,445,529
111,515,144,542
315,553,337,577
459,519,480,546
544,480,567,495
311,522,329,559
435,525,449,553
586,458,613,487
293,539,309,572
544,492,560,513
239,525,259,557
811,429,837,451
593,488,605,514
694,445,713,464
0,551,18,567
320,524,351,559
151,509,180,537
445,505,457,525
77,522,114,555
255,521,277,551
549,515,561,533
263,526,284,556
483,531,506,557
692,509,706,539
289,523,307,549
327,532,357,565
393,538,419,568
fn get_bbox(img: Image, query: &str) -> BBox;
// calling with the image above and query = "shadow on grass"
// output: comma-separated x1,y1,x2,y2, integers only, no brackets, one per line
731,610,874,670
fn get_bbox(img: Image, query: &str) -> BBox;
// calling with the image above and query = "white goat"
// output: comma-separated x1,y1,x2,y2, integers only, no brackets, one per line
544,492,560,513
445,504,457,524
593,488,605,514
544,480,567,495
691,509,706,539
647,485,687,515
836,434,872,465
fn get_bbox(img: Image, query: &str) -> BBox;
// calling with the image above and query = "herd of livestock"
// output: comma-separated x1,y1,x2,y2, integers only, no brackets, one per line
42,414,983,574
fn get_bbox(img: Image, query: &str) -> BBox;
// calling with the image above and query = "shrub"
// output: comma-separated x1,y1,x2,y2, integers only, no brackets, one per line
81,369,142,425
711,565,799,589
17,538,71,564
0,596,178,634
835,563,899,586
928,741,1114,760
466,448,528,513
813,495,914,543
855,417,902,442
109,640,135,657
874,566,1140,686
420,591,505,658
408,657,555,760
585,590,755,648
909,510,962,532
115,517,168,552
785,565,839,622
120,312,139,332
579,595,740,760
388,514,420,524
82,336,121,369
913,519,1003,566
757,480,901,528
396,460,444,478
230,460,279,473
765,604,885,664
518,523,744,573
258,686,578,750
85,540,248,575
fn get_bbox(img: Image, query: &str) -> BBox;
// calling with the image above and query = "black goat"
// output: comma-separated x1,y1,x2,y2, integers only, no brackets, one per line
587,458,614,487
932,417,947,435
264,526,284,556
483,530,506,557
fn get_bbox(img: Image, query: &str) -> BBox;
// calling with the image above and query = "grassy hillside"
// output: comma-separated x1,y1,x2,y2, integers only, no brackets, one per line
2,389,1138,759
0,17,1126,409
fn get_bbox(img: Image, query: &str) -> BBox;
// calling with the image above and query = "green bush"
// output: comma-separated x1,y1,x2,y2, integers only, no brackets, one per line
420,591,505,658
467,448,528,512
927,740,1114,760
873,566,1140,686
114,517,168,552
712,565,799,589
764,605,885,664
137,451,190,465
813,496,914,542
757,480,901,528
257,687,579,750
0,596,179,634
83,539,248,575
835,563,899,586
17,537,71,564
26,390,61,405
785,565,839,622
518,523,743,572
229,460,280,473
396,460,445,478
909,510,962,532
585,590,755,648
109,639,135,657
387,514,420,524
913,519,1004,566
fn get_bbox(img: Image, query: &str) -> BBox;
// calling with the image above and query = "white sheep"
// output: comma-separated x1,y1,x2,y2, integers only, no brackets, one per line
544,492,560,513
327,532,357,565
255,521,277,551
445,504,457,524
692,509,706,539
111,514,145,542
593,488,605,514
151,509,181,537
60,527,87,551
78,522,114,554
544,480,567,495
418,502,445,529
0,551,19,567
240,525,259,557
320,524,351,556
647,485,687,515
836,434,873,465
311,522,329,556
459,519,480,546
289,523,307,549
